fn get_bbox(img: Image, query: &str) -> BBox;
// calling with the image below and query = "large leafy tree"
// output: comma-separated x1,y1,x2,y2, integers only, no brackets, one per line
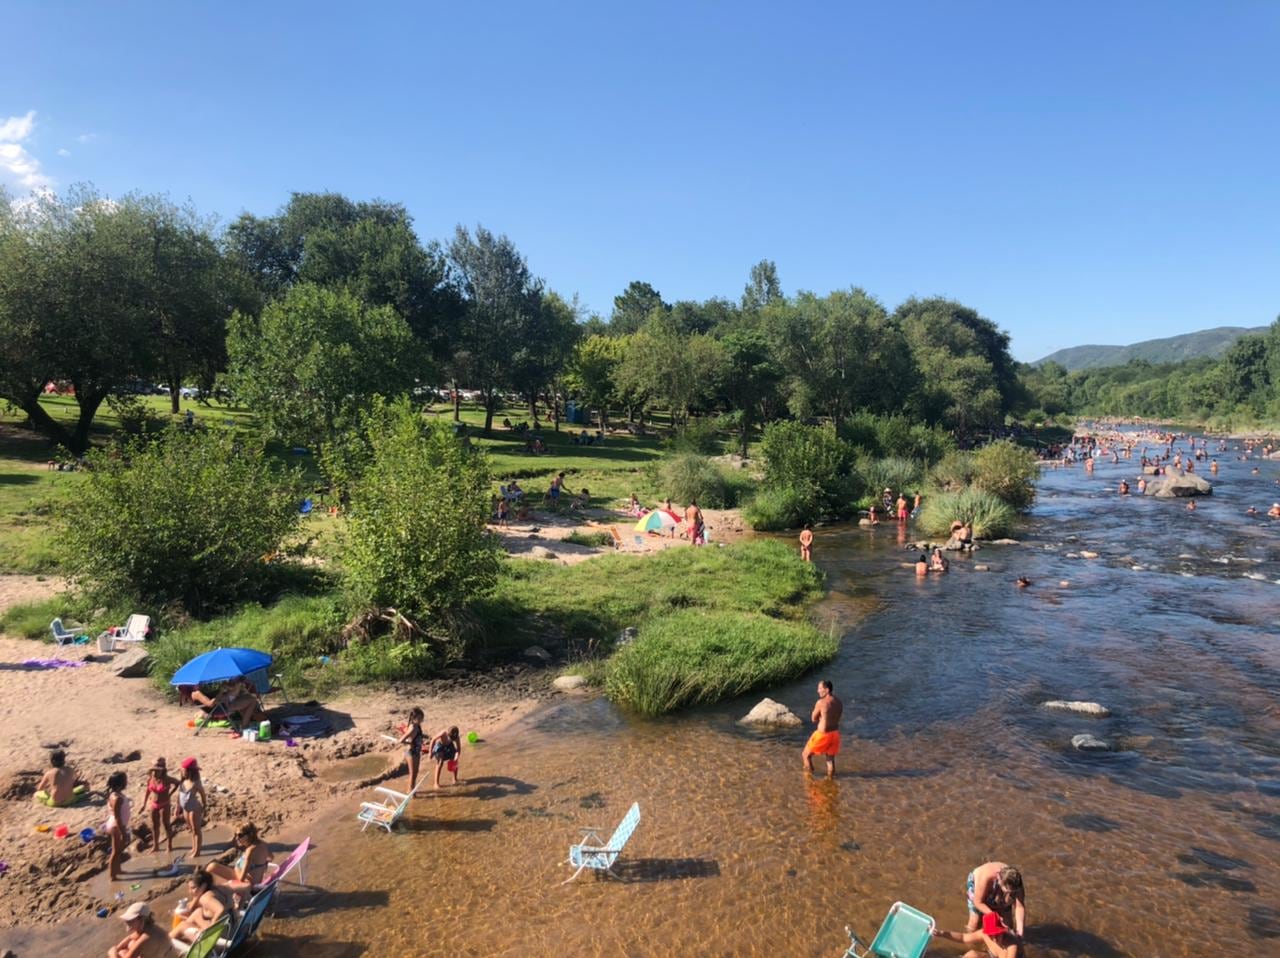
719,328,783,457
508,290,581,426
615,314,727,427
610,280,667,334
446,224,545,434
741,259,783,312
226,283,420,450
566,334,624,431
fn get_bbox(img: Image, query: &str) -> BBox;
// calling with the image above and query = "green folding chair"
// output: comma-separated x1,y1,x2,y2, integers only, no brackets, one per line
843,902,934,958
176,916,231,958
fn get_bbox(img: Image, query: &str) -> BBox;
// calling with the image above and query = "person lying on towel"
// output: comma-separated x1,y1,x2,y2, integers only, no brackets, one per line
35,749,88,806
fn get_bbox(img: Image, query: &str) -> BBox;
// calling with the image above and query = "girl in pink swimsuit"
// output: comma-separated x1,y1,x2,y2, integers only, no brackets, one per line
141,757,178,854
104,771,132,880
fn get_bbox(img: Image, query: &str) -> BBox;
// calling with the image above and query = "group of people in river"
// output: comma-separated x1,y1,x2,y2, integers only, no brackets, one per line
801,681,1027,957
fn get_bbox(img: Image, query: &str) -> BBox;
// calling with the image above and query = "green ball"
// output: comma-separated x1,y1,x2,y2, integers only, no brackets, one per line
467,731,479,744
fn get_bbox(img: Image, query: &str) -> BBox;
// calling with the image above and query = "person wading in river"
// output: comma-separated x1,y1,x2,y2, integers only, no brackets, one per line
802,680,843,778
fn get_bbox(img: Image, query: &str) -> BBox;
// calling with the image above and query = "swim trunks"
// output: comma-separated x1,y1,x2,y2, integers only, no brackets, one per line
966,870,979,914
805,730,841,756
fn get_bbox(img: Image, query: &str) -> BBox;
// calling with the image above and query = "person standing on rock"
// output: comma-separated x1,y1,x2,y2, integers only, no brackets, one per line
802,680,842,778
799,525,814,561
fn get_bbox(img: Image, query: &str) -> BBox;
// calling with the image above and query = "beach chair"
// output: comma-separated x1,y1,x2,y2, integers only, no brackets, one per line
49,618,85,646
213,884,276,955
357,777,428,832
608,526,624,550
172,915,231,958
561,801,640,884
107,613,151,651
254,836,310,912
842,902,934,958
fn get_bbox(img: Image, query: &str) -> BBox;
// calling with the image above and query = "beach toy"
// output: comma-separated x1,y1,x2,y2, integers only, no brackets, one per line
80,827,95,843
114,891,125,902
35,824,50,833
447,760,458,773
96,907,109,918
258,720,272,741
53,824,69,839
130,883,142,890
0,861,8,874
186,719,196,728
285,738,297,747
467,731,479,744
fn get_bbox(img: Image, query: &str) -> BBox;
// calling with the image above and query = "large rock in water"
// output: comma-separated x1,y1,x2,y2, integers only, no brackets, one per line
1043,700,1111,717
739,697,802,728
1072,734,1112,752
1146,474,1213,498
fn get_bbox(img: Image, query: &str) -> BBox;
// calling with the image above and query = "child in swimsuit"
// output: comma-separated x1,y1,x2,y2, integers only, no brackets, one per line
141,757,179,854
177,757,208,857
430,726,462,788
398,707,426,791
104,771,132,881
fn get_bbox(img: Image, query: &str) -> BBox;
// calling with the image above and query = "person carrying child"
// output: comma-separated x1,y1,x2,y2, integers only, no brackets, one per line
429,726,463,788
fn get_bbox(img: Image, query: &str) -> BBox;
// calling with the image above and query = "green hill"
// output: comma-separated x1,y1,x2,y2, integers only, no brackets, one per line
1035,326,1268,371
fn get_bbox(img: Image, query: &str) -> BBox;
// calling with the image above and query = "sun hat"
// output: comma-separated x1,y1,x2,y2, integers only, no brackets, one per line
982,912,1009,936
180,757,199,771
121,901,151,921
150,757,167,772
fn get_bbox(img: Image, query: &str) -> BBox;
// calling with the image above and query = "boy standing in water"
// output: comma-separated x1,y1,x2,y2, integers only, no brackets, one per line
802,680,843,778
799,525,814,561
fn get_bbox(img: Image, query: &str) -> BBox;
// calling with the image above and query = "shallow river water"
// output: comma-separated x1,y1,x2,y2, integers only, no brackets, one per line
264,441,1280,957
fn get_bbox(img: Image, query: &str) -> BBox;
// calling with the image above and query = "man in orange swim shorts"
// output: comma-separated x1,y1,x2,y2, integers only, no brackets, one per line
802,679,843,778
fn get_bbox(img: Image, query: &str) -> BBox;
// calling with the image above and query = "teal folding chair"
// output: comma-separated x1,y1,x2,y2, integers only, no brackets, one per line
562,802,640,884
844,902,934,958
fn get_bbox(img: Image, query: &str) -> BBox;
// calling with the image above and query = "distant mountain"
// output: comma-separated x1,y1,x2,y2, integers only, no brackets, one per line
1034,326,1269,371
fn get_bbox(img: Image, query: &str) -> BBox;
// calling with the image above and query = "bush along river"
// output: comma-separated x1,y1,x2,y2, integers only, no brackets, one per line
264,436,1279,957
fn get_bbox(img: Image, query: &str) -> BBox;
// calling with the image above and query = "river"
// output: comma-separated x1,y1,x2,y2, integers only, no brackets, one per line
262,438,1280,957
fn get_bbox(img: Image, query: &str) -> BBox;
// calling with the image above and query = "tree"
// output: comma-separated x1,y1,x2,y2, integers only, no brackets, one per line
447,224,545,434
566,334,624,431
615,315,727,428
344,402,500,636
719,328,782,457
610,280,667,334
508,290,581,426
226,283,420,451
741,259,783,312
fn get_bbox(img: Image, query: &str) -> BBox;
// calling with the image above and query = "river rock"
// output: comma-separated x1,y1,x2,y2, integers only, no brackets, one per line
989,538,1020,546
1044,700,1112,717
1079,550,1099,559
1143,465,1160,475
553,674,587,691
1072,734,1112,752
857,518,874,527
529,545,557,559
944,536,965,551
113,645,152,678
1146,474,1213,498
523,645,552,663
974,564,990,571
738,697,803,728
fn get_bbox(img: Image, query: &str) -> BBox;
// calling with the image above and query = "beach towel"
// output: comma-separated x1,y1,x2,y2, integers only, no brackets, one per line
21,658,85,670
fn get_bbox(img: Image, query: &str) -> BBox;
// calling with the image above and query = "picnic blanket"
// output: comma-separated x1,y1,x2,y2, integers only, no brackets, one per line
280,714,332,739
22,658,85,670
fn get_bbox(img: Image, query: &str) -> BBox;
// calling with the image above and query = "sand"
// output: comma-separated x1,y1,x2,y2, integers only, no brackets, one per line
495,506,749,565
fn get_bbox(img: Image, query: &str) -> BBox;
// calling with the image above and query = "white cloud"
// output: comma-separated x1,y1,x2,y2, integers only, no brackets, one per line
76,132,98,144
0,109,52,192
57,147,71,157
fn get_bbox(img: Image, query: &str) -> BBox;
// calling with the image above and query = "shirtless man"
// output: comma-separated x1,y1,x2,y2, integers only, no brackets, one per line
964,862,1026,958
802,680,843,778
799,525,814,562
684,499,704,546
36,749,84,806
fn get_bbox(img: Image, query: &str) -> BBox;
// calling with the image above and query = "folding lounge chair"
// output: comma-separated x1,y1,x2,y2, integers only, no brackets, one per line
49,618,85,646
107,613,151,652
357,776,428,832
172,915,231,958
253,836,310,912
843,902,934,958
212,884,276,955
562,801,640,884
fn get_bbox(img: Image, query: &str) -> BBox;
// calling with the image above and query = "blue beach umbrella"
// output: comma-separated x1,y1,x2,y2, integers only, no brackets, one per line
170,647,274,686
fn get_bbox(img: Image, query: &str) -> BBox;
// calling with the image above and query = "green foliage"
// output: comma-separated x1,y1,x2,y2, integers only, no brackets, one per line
929,450,977,491
563,530,612,548
742,485,810,531
757,421,858,522
656,453,731,507
566,334,624,429
858,457,924,501
0,594,129,640
664,418,724,455
917,488,1017,539
615,315,728,427
343,402,500,626
971,439,1039,508
59,428,304,614
604,610,836,716
841,412,954,464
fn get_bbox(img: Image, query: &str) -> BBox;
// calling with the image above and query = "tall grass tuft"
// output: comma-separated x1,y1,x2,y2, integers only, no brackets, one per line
604,609,837,716
917,488,1017,539
859,456,925,500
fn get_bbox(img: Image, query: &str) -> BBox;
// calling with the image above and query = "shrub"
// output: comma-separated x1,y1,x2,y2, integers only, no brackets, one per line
564,530,612,548
604,609,836,716
858,456,924,502
917,488,1017,539
841,412,954,464
59,429,304,615
343,402,500,629
929,450,977,491
742,485,811,531
759,421,858,517
657,453,730,508
664,417,724,455
972,439,1039,509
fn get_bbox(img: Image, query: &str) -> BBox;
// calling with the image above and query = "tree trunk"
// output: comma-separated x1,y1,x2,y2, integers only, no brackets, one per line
598,404,607,433
451,380,461,421
168,374,181,415
69,388,110,455
528,394,538,423
16,393,73,451
483,392,496,435
739,414,750,459
551,387,560,433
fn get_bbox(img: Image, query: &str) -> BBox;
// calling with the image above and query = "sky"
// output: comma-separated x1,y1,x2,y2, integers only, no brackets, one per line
2,2,1278,361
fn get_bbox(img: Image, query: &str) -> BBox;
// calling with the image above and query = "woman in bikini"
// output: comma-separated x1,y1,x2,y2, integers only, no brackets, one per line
177,757,207,857
140,757,179,855
205,821,272,900
104,771,132,881
170,869,232,946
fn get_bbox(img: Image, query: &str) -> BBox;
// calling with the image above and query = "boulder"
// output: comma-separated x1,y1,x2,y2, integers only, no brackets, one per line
552,674,587,691
973,564,990,571
528,546,557,559
944,536,965,551
113,645,152,679
1072,734,1112,752
1079,550,1099,559
1146,475,1213,498
738,697,802,728
523,645,552,663
1044,700,1111,717
857,518,874,527
989,538,1020,546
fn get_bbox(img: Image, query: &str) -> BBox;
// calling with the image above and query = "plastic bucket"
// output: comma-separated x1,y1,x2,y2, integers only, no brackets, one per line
80,827,95,843
242,729,257,742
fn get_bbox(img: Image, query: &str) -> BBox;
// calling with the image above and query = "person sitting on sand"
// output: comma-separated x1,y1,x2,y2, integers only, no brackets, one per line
570,487,590,510
109,901,159,958
802,680,843,778
210,678,267,728
170,870,232,946
961,863,1026,957
36,749,87,807
627,492,644,517
930,548,949,573
205,822,272,899
915,554,929,576
430,726,463,787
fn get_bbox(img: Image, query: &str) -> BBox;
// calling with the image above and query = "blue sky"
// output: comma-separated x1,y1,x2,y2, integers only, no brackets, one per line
3,1,1277,360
